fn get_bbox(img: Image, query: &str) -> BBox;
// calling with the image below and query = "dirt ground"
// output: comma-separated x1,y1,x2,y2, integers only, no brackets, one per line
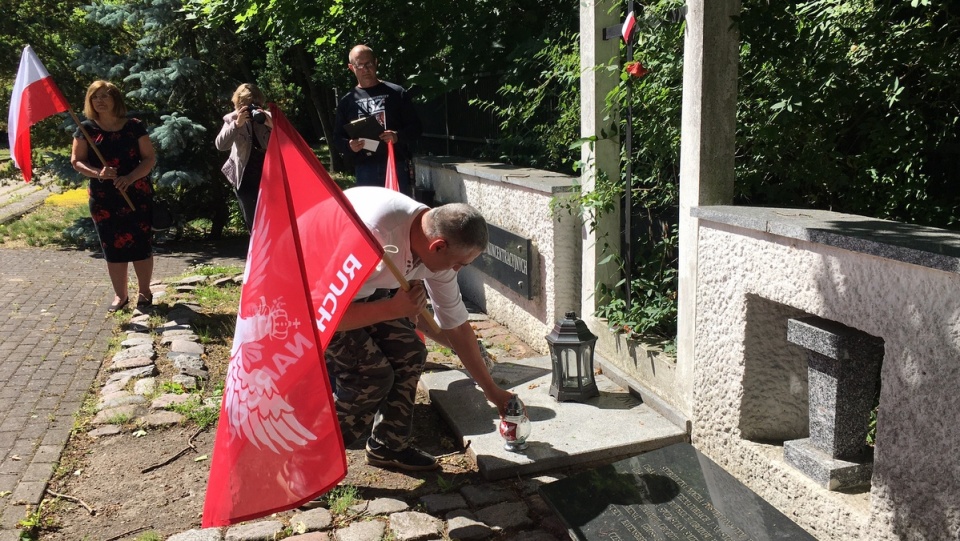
42,388,479,541
39,295,534,540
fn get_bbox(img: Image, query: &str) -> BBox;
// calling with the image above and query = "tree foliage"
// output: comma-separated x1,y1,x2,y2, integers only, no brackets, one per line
593,1,686,339
737,0,960,227
181,0,573,173
487,0,960,340
471,25,581,173
72,0,271,234
0,0,89,155
186,0,565,96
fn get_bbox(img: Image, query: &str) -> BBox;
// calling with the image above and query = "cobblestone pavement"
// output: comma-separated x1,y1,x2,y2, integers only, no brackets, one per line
0,248,114,537
0,243,248,540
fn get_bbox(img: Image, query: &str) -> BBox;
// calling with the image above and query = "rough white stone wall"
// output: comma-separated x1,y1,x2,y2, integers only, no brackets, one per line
694,222,960,541
415,158,581,352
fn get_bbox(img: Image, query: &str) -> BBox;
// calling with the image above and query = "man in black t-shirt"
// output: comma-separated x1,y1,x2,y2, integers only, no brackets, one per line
334,45,422,195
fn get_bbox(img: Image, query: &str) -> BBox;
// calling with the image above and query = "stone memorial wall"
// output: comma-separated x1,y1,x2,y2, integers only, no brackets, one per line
414,156,581,352
691,206,960,540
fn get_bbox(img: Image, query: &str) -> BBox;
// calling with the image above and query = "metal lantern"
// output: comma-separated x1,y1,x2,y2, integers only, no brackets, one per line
546,311,599,402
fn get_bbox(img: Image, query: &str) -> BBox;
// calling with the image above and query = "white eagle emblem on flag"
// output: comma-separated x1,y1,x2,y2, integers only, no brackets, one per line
224,218,318,453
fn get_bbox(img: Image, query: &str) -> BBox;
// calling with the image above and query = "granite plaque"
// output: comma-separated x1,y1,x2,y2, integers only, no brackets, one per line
472,223,534,299
539,443,815,541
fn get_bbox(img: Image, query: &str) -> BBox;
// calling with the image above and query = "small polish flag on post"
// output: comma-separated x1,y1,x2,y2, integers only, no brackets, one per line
8,45,70,183
622,10,637,43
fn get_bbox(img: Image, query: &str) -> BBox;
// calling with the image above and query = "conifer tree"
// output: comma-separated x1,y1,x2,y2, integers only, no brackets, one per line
75,0,267,236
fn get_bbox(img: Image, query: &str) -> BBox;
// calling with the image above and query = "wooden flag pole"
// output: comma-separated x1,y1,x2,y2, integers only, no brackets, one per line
380,255,442,335
68,110,136,211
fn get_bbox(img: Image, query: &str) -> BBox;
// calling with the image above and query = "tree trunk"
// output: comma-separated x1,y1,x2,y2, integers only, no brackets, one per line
294,46,345,172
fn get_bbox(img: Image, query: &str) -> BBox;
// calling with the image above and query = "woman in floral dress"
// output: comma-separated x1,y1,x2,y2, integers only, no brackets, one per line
70,80,157,312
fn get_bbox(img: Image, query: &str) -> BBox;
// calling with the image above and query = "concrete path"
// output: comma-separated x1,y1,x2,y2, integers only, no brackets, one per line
0,177,57,226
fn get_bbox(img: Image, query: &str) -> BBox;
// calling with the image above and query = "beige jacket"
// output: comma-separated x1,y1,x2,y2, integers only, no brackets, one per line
214,110,272,189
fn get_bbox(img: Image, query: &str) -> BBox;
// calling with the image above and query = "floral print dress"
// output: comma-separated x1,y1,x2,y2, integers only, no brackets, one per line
74,119,154,262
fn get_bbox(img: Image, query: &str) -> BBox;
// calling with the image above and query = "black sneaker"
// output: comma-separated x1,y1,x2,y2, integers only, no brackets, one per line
365,439,439,471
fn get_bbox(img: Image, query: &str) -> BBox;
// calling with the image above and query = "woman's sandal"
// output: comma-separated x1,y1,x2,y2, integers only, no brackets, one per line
108,297,129,313
137,293,153,309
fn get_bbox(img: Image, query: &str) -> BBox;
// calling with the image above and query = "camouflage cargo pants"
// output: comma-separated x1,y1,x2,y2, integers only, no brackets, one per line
325,299,427,451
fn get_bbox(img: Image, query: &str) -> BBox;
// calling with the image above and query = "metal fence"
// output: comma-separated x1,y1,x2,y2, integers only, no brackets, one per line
413,73,502,159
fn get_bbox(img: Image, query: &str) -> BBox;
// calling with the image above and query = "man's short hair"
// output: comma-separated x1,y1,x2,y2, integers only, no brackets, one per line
426,204,488,252
349,45,376,64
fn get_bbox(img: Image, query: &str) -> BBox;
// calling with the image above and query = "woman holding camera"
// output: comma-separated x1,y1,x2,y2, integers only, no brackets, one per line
215,83,273,231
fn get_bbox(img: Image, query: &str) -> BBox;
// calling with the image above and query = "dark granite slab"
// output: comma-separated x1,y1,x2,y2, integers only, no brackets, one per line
539,443,814,541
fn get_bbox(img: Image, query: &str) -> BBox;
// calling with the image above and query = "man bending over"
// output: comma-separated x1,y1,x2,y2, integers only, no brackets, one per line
327,186,514,471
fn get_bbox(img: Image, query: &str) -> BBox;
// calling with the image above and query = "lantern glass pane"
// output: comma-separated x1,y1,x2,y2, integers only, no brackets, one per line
579,344,595,385
561,348,579,388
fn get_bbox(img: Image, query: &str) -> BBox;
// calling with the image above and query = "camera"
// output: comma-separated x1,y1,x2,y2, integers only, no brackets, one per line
246,103,266,124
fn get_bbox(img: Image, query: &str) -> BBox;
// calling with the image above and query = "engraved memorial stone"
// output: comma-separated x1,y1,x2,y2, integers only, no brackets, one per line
540,443,814,541
472,223,534,298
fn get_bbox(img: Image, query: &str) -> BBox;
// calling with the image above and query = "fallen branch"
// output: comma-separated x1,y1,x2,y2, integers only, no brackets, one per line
105,526,150,541
141,426,205,474
45,489,95,515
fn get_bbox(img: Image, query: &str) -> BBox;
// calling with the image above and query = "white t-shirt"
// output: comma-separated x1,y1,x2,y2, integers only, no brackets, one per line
345,186,469,330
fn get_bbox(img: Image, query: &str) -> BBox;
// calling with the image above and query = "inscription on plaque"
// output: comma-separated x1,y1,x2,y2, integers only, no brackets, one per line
539,443,814,541
473,223,534,299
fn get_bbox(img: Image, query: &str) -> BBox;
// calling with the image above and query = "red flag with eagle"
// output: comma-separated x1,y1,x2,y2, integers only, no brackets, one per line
8,45,70,182
202,105,384,527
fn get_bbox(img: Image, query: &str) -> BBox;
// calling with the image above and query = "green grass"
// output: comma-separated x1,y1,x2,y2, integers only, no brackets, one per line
17,501,56,540
0,204,90,247
191,312,240,346
435,474,458,493
326,485,360,515
169,396,219,430
159,381,186,395
428,343,454,356
106,412,133,425
191,283,242,311
192,264,244,276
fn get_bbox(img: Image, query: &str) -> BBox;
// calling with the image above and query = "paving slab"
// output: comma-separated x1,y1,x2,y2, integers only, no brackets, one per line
419,356,688,480
0,183,50,226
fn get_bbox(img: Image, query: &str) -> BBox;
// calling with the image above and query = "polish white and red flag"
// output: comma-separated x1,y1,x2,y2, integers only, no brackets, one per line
202,105,384,527
622,10,637,43
8,45,70,182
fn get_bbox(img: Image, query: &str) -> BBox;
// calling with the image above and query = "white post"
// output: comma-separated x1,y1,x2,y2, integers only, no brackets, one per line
676,0,740,415
580,0,621,322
